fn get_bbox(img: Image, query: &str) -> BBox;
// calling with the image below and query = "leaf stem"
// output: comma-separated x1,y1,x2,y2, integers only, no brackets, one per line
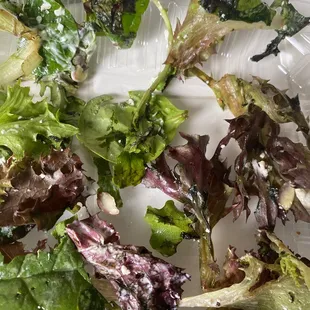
133,0,174,124
188,66,215,86
151,0,174,49
134,64,172,121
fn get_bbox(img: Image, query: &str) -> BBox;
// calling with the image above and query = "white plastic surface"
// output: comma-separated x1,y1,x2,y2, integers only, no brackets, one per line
1,0,310,304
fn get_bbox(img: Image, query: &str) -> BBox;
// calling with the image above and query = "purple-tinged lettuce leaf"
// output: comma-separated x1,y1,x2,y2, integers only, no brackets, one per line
143,132,232,290
267,137,310,189
166,0,310,73
180,231,310,309
209,74,310,146
0,149,90,230
165,0,269,74
216,105,310,230
143,132,232,229
143,153,183,201
66,215,190,310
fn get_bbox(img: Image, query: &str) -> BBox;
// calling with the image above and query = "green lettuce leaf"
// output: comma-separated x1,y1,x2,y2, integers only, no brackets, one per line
1,0,96,90
0,235,114,310
112,152,145,188
78,91,187,187
145,200,197,256
84,0,149,48
180,231,310,309
39,82,86,127
0,9,42,86
0,84,78,159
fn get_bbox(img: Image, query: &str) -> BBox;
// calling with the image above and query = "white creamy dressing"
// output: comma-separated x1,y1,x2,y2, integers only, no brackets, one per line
40,1,51,12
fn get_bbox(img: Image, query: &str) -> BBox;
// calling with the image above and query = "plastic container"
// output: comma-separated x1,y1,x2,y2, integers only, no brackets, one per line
1,0,310,303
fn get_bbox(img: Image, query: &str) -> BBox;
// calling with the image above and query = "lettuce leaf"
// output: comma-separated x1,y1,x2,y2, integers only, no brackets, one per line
145,200,197,256
0,149,90,230
112,152,145,187
0,235,113,310
1,0,96,90
143,132,232,289
67,214,190,310
0,9,42,86
84,0,149,48
0,84,77,160
78,91,187,187
180,231,310,309
209,74,310,145
216,105,310,230
166,0,310,73
143,132,232,230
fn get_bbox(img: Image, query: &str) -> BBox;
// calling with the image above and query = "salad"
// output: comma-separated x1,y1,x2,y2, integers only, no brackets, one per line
0,0,310,309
